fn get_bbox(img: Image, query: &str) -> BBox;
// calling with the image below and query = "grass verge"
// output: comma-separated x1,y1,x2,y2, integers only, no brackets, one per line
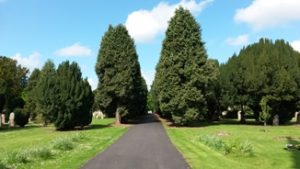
0,118,127,169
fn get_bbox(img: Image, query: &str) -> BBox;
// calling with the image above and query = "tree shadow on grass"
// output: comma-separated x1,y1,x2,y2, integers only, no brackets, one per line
82,124,111,130
0,124,41,132
286,137,300,169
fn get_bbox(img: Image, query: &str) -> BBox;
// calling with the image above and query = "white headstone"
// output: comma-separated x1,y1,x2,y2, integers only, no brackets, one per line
237,111,242,121
93,110,104,119
9,112,14,127
1,114,5,124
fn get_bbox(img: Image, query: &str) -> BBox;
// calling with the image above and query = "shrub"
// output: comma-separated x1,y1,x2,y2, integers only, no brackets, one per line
31,147,53,160
53,137,74,151
14,108,29,127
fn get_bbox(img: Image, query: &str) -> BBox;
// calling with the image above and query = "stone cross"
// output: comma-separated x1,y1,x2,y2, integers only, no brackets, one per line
9,112,14,127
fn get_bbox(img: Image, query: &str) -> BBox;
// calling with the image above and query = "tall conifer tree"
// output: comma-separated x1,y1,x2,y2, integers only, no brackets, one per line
95,25,147,124
152,7,213,125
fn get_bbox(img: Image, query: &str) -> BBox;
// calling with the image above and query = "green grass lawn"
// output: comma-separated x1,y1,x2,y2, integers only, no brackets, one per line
0,118,127,169
167,122,300,169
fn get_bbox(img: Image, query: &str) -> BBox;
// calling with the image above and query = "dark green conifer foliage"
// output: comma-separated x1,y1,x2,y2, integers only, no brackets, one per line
95,25,147,124
54,61,93,130
152,7,213,125
36,60,57,126
220,39,300,124
24,68,41,120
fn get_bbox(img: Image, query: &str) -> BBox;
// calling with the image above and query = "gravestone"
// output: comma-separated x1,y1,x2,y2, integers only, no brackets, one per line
1,114,5,124
273,114,279,126
9,112,14,127
93,110,105,119
237,111,241,121
296,112,300,124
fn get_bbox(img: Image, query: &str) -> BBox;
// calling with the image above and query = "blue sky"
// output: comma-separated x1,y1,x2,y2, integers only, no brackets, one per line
1,0,300,89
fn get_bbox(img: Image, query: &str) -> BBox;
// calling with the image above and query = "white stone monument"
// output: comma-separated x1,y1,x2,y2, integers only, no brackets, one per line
9,112,15,127
1,114,5,124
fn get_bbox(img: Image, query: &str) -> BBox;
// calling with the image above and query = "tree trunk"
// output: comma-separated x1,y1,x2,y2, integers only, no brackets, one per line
240,105,246,124
296,112,300,125
273,114,279,126
264,121,267,127
115,108,121,125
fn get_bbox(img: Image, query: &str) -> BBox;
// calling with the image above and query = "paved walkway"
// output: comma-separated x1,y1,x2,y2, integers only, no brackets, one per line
81,114,189,169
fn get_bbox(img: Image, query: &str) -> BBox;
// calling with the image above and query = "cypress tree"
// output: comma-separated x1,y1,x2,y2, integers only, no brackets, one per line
95,25,147,124
24,68,41,120
54,61,93,130
36,60,57,126
152,7,213,125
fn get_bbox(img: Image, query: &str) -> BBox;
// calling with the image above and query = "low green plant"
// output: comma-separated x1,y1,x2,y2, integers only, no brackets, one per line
237,141,254,156
6,149,30,164
0,160,9,169
32,147,53,160
199,135,254,156
70,133,87,142
53,137,74,151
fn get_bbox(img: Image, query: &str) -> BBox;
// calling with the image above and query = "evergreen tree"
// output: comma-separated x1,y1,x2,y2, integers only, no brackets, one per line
95,25,147,124
220,39,300,124
152,7,214,125
54,61,93,130
24,68,41,120
36,60,57,126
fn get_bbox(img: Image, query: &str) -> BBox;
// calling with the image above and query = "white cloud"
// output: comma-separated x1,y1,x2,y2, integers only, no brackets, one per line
234,0,300,31
291,40,300,53
88,77,98,91
142,71,155,89
226,34,249,46
11,51,42,72
54,42,92,57
125,0,213,43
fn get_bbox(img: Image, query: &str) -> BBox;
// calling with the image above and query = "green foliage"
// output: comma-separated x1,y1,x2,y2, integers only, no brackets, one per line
14,108,29,127
220,39,300,124
259,96,271,126
31,147,53,160
6,149,31,164
23,68,41,120
36,60,57,125
0,56,28,114
54,61,93,130
152,8,216,125
199,135,254,156
95,25,147,122
53,137,74,151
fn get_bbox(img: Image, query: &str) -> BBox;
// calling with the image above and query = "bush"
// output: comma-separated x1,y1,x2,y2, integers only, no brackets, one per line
14,108,29,127
53,137,74,151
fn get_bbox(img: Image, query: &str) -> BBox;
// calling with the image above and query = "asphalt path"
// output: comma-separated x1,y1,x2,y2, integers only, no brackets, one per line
81,114,189,169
